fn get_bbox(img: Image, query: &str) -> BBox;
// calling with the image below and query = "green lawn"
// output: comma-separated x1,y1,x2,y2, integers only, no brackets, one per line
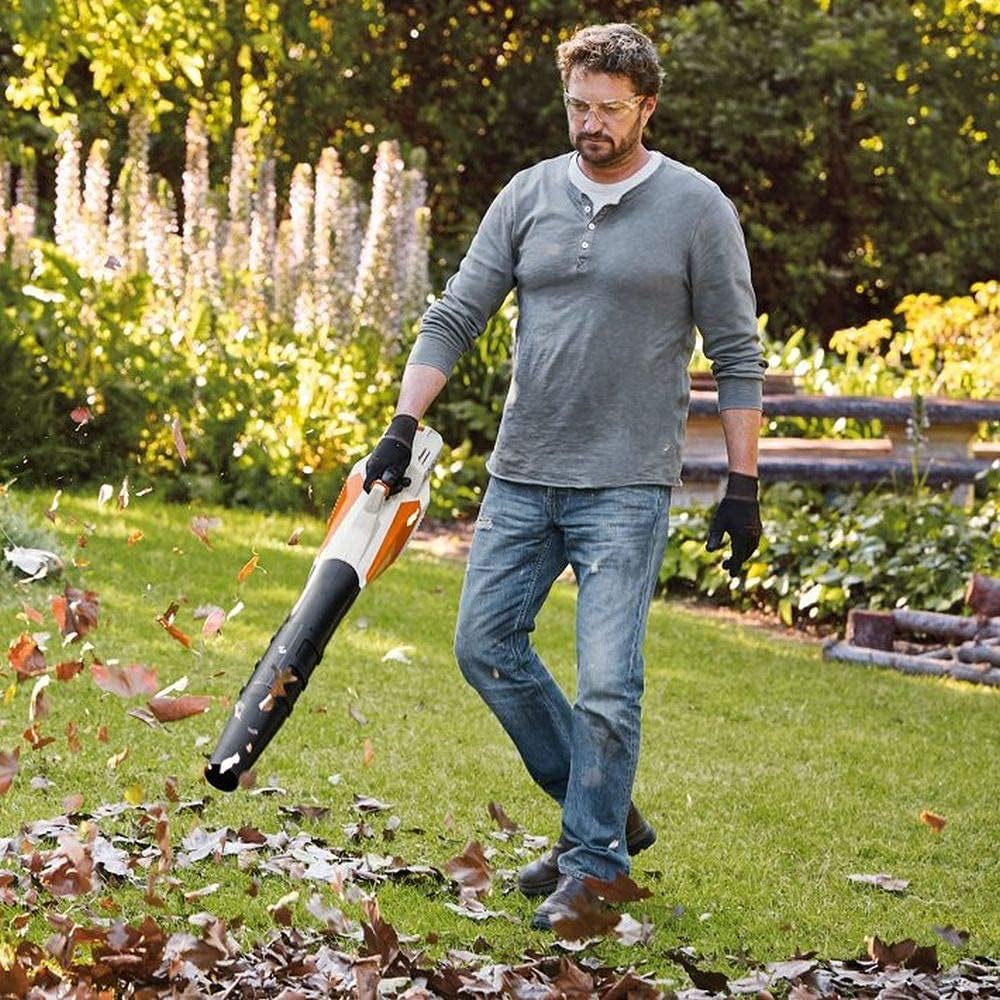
1,489,998,984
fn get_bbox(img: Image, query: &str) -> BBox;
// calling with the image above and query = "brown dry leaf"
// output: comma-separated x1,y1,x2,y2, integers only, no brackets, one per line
172,416,189,465
487,800,520,832
46,489,62,522
920,809,947,833
443,840,492,898
91,661,159,698
56,660,84,681
117,477,130,509
551,901,619,942
21,602,45,625
50,586,100,640
66,721,81,753
362,738,375,767
22,723,55,750
583,871,653,903
107,746,129,770
0,747,20,794
866,936,940,973
237,551,260,583
8,634,47,678
287,526,304,546
164,775,180,802
156,601,193,649
28,676,51,721
147,695,212,723
62,792,84,813
96,724,108,742
126,530,144,546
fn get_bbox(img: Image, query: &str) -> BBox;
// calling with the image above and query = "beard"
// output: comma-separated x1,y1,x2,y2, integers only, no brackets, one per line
572,114,644,168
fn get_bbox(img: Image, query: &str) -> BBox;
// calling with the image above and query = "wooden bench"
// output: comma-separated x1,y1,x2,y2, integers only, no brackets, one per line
679,387,1000,506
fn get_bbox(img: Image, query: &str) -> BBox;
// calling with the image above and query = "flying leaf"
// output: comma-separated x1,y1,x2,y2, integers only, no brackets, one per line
362,738,375,767
8,633,47,678
56,660,84,681
443,840,492,897
0,747,20,794
70,406,92,428
156,602,193,649
487,801,520,832
147,695,212,723
866,936,939,973
932,924,970,947
190,516,221,547
51,586,100,641
127,530,144,546
91,661,160,698
237,552,260,583
23,723,55,749
46,489,62,522
21,602,45,625
287,527,304,546
919,809,946,833
97,483,114,507
117,478,130,509
107,746,130,770
614,913,655,946
582,872,653,903
201,607,226,638
172,417,189,465
29,675,51,722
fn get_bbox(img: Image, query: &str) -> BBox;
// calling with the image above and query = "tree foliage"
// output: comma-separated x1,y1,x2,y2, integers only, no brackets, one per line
1,0,997,338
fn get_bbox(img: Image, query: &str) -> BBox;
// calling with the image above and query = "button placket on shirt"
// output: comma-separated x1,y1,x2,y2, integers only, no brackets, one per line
577,199,605,269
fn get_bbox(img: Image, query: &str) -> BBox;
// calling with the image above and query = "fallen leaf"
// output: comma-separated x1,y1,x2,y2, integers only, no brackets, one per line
847,873,909,894
127,530,144,546
23,722,55,749
362,738,375,767
920,809,947,833
172,416,189,465
614,913,655,946
237,552,259,583
62,792,84,812
107,746,129,770
382,645,413,664
148,695,212,723
56,660,84,681
66,721,81,753
668,949,730,994
866,936,939,973
287,527,304,546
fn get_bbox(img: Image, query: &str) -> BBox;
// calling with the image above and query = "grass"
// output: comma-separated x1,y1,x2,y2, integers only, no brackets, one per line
1,488,998,983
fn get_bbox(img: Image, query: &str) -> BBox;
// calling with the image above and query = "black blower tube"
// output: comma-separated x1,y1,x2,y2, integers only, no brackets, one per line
204,558,361,791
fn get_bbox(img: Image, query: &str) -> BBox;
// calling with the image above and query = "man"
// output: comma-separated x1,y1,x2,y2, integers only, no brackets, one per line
364,23,765,930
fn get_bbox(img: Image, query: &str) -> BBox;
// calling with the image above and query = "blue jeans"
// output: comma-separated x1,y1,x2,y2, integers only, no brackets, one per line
454,477,671,882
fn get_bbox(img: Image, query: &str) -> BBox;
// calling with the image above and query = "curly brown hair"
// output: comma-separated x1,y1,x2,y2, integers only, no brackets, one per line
556,23,664,96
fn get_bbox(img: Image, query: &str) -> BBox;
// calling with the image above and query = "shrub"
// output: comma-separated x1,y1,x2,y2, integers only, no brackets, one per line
660,475,1000,630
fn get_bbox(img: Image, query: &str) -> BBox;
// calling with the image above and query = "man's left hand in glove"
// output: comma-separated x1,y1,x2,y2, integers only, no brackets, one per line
364,414,418,495
706,471,762,577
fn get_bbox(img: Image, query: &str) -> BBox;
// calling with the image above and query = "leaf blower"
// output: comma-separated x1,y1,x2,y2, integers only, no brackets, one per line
204,425,444,792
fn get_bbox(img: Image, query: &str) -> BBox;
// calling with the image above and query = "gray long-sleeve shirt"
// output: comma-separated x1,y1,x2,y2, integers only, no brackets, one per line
408,151,766,488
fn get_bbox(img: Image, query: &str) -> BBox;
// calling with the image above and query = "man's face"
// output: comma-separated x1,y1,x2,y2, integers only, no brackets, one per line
565,68,656,169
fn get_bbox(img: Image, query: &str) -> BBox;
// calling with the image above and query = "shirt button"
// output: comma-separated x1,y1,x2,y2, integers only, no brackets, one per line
584,205,592,213
587,223,595,230
581,241,590,249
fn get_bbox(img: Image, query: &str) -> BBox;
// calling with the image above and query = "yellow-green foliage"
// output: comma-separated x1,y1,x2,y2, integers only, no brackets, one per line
828,281,999,399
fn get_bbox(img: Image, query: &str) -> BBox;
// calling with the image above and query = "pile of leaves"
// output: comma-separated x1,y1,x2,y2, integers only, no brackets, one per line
2,798,999,998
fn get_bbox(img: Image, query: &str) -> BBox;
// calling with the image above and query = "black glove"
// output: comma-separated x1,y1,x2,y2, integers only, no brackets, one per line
364,414,418,495
706,472,762,577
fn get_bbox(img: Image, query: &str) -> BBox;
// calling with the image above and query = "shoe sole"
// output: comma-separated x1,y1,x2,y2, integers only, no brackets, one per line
519,829,657,898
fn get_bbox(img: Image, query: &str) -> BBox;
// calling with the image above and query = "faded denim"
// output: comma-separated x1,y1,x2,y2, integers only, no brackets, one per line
453,476,670,882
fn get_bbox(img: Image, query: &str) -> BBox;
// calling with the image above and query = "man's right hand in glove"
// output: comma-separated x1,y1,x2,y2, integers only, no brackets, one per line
364,414,418,495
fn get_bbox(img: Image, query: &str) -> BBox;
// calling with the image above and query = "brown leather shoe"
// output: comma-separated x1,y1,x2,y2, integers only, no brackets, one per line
517,803,656,897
